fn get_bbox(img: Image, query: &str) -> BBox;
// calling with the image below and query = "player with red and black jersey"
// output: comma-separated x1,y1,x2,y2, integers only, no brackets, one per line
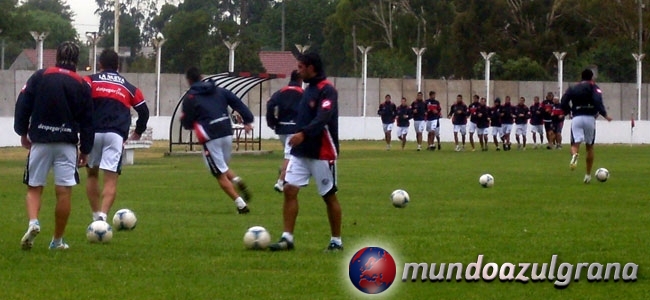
529,96,544,148
448,94,469,151
467,94,481,151
411,92,427,151
542,92,555,149
514,97,530,150
425,91,442,150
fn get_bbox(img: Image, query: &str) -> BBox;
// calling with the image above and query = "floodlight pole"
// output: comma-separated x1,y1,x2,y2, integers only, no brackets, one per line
30,31,49,69
412,47,426,92
358,45,372,117
553,52,567,98
633,53,645,120
153,34,166,117
86,32,100,73
224,40,240,73
481,52,495,106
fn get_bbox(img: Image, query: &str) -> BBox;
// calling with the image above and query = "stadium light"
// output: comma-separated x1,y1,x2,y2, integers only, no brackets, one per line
224,40,240,73
29,31,49,69
481,52,495,106
152,33,166,117
553,52,567,98
86,31,100,73
358,45,372,117
412,47,426,92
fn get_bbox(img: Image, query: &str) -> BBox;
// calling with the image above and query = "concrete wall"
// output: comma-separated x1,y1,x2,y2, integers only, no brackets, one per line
1,117,647,147
1,70,648,121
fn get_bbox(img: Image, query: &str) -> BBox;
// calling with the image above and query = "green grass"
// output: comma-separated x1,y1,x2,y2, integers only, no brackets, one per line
0,140,648,300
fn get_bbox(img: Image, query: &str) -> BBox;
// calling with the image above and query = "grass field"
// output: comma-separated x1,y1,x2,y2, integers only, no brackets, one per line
0,140,648,300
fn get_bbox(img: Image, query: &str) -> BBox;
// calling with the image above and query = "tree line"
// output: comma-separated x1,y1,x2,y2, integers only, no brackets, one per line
1,0,648,83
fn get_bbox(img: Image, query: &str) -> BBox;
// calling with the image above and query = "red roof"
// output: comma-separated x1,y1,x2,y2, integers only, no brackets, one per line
23,49,58,69
258,51,296,78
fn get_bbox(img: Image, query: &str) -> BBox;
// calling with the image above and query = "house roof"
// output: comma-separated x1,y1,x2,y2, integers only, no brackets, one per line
258,51,296,78
10,49,58,70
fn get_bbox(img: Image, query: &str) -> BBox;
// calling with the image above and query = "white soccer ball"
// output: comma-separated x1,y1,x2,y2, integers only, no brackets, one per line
595,168,610,182
113,208,137,231
390,189,410,208
86,220,113,243
479,174,495,188
243,226,271,250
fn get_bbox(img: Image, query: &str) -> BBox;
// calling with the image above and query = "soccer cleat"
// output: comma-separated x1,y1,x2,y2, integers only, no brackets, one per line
49,240,69,250
21,223,41,250
584,174,591,184
269,237,294,251
569,156,576,169
237,206,250,214
326,242,344,252
273,182,284,193
233,178,252,202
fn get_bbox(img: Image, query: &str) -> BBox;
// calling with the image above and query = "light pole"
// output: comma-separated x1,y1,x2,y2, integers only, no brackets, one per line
152,33,166,117
553,52,567,97
86,31,100,73
480,52,495,106
224,40,240,73
29,31,49,69
412,47,426,92
358,45,372,117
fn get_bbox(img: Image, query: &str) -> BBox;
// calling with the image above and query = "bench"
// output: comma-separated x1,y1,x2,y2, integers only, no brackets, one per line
122,127,153,165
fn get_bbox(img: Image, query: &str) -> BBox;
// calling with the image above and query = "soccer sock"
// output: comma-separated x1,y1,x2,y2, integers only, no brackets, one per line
330,237,342,246
29,219,39,226
281,232,294,243
51,237,62,245
234,197,247,209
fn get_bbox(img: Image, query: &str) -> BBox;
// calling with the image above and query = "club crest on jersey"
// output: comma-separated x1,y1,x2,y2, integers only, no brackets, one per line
322,99,332,110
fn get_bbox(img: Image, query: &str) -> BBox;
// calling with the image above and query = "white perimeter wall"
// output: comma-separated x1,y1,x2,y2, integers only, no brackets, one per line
1,117,647,147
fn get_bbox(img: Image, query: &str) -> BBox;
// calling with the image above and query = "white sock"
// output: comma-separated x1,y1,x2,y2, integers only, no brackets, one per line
234,197,247,209
330,237,342,246
281,232,294,243
29,219,39,226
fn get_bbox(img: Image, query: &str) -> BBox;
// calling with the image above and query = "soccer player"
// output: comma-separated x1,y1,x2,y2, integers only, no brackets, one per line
410,91,427,151
425,91,442,150
542,92,555,149
269,52,343,251
14,41,94,250
266,70,303,192
84,49,150,222
513,96,530,150
377,94,397,150
476,97,490,151
490,98,503,151
529,96,545,148
551,96,565,149
448,94,468,151
467,94,481,151
560,69,612,183
396,97,412,150
180,67,254,214
500,96,515,151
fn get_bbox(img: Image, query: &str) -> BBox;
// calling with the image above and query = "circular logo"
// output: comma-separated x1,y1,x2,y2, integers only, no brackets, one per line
348,247,396,294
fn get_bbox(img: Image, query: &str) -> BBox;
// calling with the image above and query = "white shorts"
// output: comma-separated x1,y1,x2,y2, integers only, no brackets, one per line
515,124,527,135
571,115,596,145
414,121,426,133
426,120,440,135
88,132,124,173
397,127,409,137
279,134,294,160
202,136,233,176
468,122,477,134
530,124,544,134
25,143,79,187
502,124,513,134
285,156,337,196
491,126,502,136
382,123,394,133
453,124,466,135
476,127,489,135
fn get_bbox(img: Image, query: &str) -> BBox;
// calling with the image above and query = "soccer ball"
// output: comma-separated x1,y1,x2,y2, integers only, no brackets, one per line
243,226,271,250
390,189,410,208
595,168,610,182
113,208,137,231
86,220,113,243
479,174,495,188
